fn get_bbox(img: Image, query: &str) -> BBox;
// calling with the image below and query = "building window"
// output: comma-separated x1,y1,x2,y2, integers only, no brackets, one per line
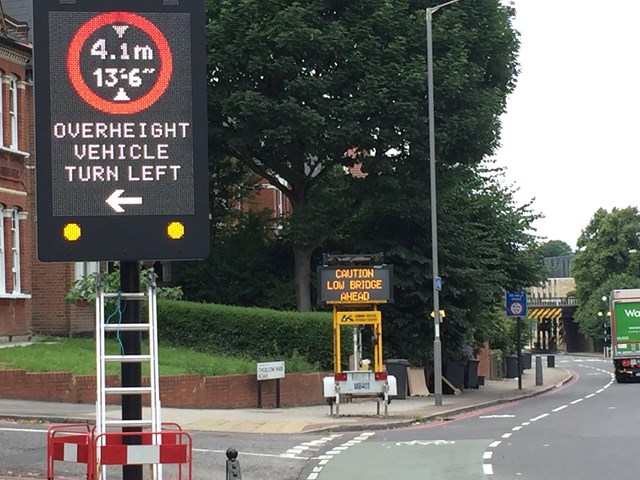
74,262,100,281
9,208,20,293
0,206,5,294
8,75,17,149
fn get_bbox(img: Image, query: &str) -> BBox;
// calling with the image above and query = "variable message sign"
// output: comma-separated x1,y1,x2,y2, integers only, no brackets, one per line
317,265,393,304
33,0,209,261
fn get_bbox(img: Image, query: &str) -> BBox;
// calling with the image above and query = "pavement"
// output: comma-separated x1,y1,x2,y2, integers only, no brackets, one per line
0,354,578,434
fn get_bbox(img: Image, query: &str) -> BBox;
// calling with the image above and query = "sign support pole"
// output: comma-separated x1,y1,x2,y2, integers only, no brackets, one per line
120,260,142,480
516,316,522,390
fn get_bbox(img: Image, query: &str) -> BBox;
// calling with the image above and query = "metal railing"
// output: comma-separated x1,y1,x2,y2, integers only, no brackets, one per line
527,297,578,307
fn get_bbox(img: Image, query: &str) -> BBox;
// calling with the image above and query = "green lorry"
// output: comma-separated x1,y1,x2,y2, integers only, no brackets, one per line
610,289,640,382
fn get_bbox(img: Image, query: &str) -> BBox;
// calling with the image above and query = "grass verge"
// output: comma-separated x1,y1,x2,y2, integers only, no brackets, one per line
0,337,319,377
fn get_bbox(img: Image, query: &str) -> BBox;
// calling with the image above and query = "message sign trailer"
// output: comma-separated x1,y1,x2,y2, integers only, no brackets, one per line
610,289,640,383
322,305,398,417
33,0,209,261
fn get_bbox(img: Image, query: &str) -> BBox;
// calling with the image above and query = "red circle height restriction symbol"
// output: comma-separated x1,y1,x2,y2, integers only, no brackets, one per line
67,12,173,115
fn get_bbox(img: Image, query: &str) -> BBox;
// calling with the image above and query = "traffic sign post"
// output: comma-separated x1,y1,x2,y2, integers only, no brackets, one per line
506,291,527,390
33,0,209,261
505,291,527,318
34,4,208,479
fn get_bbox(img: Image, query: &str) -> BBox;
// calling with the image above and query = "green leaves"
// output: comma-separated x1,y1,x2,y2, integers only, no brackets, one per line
572,207,640,342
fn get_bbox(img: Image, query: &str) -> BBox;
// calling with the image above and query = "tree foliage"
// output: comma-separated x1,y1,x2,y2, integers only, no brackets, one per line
173,211,297,310
573,207,640,306
177,0,546,361
205,0,520,311
572,207,640,342
574,273,640,342
538,240,572,258
327,160,544,362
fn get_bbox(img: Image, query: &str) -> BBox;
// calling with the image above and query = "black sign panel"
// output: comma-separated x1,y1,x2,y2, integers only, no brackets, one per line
34,0,209,261
317,265,394,304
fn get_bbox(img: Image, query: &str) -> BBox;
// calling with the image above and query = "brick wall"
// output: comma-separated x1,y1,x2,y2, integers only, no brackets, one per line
0,370,328,409
30,265,95,336
476,342,490,378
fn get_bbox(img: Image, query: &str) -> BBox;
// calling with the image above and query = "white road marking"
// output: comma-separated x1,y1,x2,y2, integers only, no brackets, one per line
484,361,613,479
307,432,376,479
0,427,46,434
193,448,307,460
530,413,549,422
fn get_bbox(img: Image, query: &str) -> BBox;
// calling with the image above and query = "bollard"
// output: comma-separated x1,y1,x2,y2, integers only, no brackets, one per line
547,355,555,368
226,448,242,479
535,355,543,386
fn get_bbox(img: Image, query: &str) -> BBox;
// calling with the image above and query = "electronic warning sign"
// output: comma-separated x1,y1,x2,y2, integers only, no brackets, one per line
317,265,394,305
33,0,209,261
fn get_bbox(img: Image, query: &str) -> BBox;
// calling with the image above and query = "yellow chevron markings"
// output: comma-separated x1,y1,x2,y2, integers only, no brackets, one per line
527,307,562,319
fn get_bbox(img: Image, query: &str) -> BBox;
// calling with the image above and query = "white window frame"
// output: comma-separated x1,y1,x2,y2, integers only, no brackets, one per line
74,261,100,281
8,75,17,149
10,208,20,293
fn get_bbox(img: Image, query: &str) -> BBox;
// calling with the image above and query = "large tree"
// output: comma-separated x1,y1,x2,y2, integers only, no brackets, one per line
572,207,640,306
332,160,543,361
205,0,521,311
538,240,573,258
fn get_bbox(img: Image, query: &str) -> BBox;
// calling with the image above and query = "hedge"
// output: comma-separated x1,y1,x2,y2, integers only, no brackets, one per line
157,300,340,370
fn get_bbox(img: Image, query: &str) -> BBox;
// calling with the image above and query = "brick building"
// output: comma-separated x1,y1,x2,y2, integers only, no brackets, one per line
0,2,93,341
0,7,33,340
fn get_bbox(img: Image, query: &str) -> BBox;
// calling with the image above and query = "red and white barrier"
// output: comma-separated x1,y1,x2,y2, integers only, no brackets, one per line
46,424,94,480
97,431,190,465
46,423,192,480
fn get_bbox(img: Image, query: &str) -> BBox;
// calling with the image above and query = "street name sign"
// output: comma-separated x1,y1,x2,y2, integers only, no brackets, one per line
257,361,285,381
33,0,209,261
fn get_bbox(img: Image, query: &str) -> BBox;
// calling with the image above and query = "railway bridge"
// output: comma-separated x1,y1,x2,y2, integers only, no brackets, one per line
527,297,591,353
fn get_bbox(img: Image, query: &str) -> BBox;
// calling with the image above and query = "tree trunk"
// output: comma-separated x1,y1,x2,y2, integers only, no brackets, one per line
293,244,315,312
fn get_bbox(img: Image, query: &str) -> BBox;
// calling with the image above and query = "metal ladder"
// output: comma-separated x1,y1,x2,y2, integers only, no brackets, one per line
95,273,162,478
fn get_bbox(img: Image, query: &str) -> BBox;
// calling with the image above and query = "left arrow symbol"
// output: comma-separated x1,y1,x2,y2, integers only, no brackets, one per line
106,189,142,213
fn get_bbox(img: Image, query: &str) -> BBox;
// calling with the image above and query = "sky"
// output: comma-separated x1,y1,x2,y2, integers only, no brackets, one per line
494,0,640,250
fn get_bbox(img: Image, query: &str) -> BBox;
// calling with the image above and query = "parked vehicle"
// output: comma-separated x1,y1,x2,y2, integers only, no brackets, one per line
610,289,640,382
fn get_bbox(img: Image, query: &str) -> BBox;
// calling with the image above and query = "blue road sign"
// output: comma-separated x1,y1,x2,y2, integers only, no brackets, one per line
506,291,527,317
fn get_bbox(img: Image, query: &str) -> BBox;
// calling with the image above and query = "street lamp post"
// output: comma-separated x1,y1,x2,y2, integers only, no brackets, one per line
599,295,611,358
426,0,461,407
